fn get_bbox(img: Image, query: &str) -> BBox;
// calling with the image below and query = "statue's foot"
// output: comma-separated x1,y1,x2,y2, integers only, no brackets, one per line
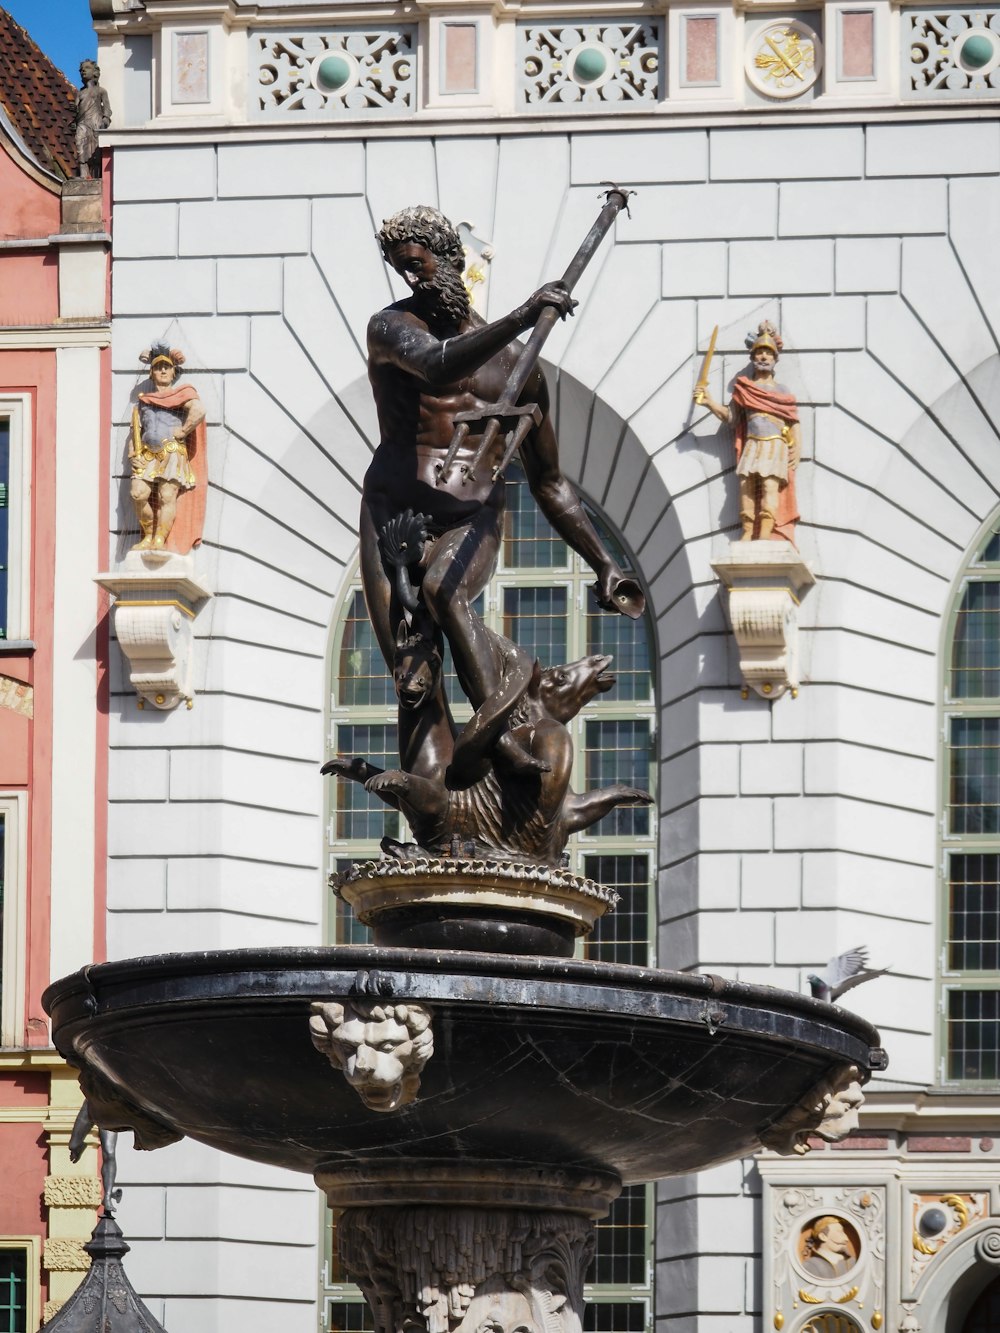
131,536,154,551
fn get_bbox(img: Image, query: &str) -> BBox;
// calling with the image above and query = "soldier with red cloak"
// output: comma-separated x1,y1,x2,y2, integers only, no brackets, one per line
130,344,207,554
695,320,800,544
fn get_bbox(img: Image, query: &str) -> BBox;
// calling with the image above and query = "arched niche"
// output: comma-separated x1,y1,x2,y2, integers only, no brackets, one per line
909,1219,1000,1333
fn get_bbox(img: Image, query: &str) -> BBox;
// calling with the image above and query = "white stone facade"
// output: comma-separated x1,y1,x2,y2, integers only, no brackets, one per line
91,1,1000,1331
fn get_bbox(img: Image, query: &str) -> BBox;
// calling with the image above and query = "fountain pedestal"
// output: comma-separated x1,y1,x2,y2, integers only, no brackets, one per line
322,1164,620,1333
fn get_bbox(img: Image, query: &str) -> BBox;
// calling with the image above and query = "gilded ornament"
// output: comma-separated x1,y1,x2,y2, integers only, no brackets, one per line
942,1193,970,1227
836,1287,860,1303
872,1314,883,1329
774,1314,785,1330
912,1229,936,1257
799,1289,822,1304
746,20,823,99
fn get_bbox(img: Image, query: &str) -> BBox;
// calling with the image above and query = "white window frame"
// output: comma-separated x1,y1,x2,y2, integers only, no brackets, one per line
1,791,28,1048
0,395,32,643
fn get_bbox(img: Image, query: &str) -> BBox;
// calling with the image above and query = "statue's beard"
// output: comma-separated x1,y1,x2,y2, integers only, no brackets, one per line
414,263,471,326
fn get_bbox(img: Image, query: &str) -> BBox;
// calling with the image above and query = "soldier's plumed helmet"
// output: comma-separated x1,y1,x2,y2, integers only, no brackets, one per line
746,320,783,359
139,343,185,377
378,206,466,274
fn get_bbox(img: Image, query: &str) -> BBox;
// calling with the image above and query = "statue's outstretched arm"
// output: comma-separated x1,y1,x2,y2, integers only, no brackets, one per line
520,385,642,618
367,285,573,388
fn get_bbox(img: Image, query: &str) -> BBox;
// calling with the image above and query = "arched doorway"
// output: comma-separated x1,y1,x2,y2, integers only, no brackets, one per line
961,1271,1000,1332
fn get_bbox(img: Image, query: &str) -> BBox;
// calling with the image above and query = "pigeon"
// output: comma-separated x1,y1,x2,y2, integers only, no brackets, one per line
807,946,890,1003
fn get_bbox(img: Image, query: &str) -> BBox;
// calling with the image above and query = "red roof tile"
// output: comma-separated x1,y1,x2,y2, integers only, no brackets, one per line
0,6,78,180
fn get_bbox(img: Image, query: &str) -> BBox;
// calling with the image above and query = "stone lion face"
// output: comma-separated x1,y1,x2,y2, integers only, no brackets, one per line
309,1000,434,1113
814,1077,864,1142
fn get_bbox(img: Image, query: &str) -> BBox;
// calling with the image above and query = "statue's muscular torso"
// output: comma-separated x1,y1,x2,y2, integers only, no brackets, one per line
365,302,541,534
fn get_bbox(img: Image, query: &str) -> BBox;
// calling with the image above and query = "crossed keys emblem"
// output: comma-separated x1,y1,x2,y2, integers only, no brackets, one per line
755,27,815,88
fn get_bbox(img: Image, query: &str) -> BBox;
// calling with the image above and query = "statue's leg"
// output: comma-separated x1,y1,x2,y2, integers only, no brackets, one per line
130,478,154,550
421,508,502,707
153,480,180,547
360,501,401,670
758,476,780,540
361,501,454,783
738,476,757,540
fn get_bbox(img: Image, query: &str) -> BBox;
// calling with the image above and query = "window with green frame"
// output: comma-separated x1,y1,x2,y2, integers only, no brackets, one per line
942,517,1000,1083
0,1247,28,1333
322,464,656,1332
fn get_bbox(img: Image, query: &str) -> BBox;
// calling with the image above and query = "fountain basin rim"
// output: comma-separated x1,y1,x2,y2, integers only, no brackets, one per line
44,944,885,1072
42,945,886,1185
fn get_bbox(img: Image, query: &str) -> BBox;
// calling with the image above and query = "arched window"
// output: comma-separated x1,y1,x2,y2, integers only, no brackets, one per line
941,515,1000,1083
322,463,657,1333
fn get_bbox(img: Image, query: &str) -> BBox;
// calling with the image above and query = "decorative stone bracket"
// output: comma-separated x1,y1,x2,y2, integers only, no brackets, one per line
711,541,815,700
95,552,211,710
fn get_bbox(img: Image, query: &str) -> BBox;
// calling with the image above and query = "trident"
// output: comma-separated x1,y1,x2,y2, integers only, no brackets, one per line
436,185,634,488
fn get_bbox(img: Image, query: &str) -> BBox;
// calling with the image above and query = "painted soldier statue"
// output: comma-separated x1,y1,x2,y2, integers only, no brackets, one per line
695,320,801,544
130,344,207,553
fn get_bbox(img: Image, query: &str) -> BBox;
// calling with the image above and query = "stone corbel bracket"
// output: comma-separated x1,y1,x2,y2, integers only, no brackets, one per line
95,552,212,710
711,541,816,700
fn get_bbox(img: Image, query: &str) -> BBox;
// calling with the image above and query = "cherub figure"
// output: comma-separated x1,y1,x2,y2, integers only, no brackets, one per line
68,1099,120,1214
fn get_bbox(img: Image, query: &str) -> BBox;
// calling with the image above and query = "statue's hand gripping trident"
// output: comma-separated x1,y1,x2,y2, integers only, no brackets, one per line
435,186,635,490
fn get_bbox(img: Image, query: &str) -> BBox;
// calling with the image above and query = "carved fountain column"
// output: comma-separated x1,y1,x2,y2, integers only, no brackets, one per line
322,1164,618,1333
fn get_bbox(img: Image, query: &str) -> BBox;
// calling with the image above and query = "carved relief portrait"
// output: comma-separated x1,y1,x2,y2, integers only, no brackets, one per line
797,1214,861,1282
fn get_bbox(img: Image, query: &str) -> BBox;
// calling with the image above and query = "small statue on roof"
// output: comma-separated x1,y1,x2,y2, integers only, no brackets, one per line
74,60,111,180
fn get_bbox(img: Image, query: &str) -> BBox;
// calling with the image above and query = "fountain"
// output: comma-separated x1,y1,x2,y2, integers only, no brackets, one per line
43,193,884,1333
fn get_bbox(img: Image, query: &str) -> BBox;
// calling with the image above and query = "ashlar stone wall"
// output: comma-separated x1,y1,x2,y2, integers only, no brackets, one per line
105,117,1000,1332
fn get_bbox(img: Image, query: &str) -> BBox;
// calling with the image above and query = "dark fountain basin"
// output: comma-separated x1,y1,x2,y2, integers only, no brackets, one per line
44,945,885,1197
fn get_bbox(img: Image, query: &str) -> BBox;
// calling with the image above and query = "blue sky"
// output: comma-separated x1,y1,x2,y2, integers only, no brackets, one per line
5,0,97,82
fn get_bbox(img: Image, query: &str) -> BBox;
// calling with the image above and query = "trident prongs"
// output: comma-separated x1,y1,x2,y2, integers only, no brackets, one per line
461,415,502,484
436,420,471,485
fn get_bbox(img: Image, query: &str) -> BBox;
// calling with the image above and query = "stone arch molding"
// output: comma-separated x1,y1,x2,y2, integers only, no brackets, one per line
824,342,1000,622
907,1218,1000,1333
